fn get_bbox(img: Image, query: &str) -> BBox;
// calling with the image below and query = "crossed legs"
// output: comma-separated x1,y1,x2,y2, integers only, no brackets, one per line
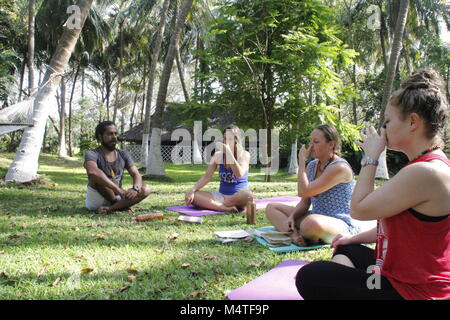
87,175,151,214
265,202,348,245
187,189,253,212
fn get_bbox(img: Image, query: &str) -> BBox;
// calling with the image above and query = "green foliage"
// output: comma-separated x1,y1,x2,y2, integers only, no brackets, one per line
0,152,337,300
77,133,97,155
199,0,360,156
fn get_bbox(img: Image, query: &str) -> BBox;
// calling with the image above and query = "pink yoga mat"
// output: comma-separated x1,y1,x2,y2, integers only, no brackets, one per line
227,260,306,300
166,196,301,217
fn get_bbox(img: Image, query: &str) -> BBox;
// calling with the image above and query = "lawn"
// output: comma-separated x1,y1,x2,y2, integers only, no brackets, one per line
0,152,336,300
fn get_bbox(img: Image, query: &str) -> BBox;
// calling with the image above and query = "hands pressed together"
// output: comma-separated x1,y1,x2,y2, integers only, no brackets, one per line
355,125,387,160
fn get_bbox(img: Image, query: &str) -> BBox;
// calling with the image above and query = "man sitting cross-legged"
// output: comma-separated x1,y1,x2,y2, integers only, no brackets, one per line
84,121,151,214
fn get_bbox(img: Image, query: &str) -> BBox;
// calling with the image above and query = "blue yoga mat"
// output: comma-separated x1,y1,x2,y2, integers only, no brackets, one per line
253,226,329,253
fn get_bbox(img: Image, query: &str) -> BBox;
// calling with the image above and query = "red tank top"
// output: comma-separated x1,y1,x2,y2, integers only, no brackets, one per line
375,153,450,300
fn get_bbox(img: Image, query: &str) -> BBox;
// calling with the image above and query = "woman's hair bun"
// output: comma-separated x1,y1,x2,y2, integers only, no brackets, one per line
401,69,442,93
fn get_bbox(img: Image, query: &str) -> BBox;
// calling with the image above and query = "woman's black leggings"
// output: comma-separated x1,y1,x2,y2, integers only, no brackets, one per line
295,244,404,300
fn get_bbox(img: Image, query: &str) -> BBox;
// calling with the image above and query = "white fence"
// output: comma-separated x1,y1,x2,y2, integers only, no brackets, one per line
125,144,258,164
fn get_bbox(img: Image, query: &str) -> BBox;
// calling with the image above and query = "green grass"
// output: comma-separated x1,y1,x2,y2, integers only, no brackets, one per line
0,152,336,300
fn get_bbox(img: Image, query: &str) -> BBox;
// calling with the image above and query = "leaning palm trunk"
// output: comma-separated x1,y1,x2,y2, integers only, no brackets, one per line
6,0,94,182
376,0,409,180
58,78,68,158
27,0,36,96
147,0,194,176
141,0,170,170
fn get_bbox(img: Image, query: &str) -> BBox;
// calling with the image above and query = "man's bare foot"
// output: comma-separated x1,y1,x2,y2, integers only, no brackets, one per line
119,207,134,214
96,206,110,215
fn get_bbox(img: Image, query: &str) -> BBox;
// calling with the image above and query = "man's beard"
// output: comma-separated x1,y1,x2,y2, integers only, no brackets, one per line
101,141,117,151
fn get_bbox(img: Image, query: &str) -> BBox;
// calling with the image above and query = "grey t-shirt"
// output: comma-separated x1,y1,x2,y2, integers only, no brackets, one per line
84,148,134,187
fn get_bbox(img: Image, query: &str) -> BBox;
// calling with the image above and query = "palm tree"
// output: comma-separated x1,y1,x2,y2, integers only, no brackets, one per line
6,0,94,182
379,0,409,127
374,0,409,180
27,0,36,96
140,0,170,171
146,0,194,177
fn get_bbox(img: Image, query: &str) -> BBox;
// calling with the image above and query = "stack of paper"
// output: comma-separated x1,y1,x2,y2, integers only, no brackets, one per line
177,215,202,223
214,230,250,243
247,228,293,247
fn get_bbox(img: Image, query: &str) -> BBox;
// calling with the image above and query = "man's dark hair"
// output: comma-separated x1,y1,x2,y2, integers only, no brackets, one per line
95,121,116,141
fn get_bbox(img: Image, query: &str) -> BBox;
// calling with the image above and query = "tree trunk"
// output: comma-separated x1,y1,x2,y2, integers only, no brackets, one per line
113,20,124,123
141,0,170,170
6,0,94,183
378,3,388,70
376,0,409,180
18,55,26,101
352,63,357,125
27,0,36,96
379,0,409,127
148,0,194,177
68,64,80,157
58,78,67,158
176,44,190,102
105,70,111,120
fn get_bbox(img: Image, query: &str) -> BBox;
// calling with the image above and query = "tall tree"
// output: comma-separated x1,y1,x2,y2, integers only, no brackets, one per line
375,0,409,180
58,77,68,157
6,0,94,182
27,0,36,96
379,0,409,127
146,0,194,177
140,0,170,170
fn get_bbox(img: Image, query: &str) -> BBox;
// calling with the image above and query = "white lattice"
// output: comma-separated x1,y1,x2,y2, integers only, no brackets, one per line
124,144,258,164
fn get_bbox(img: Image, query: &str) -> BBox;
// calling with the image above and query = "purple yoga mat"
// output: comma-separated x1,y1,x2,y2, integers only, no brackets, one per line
166,195,301,217
227,260,306,300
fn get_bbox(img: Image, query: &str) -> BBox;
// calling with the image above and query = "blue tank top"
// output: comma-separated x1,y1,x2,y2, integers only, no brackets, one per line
218,155,249,195
307,157,359,232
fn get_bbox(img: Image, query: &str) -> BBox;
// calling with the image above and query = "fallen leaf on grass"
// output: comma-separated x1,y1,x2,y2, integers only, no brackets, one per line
126,275,137,282
117,285,131,293
8,234,21,239
190,291,205,298
181,263,191,268
249,262,265,268
92,233,106,241
72,227,80,232
37,265,48,281
168,232,179,240
126,268,139,275
203,254,217,260
80,268,94,275
52,277,61,287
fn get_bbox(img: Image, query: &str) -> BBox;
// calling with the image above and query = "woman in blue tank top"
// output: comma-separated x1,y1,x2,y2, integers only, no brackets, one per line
265,124,360,245
185,125,252,212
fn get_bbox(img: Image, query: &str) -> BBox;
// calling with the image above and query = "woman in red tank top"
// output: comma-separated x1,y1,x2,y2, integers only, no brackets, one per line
296,69,450,300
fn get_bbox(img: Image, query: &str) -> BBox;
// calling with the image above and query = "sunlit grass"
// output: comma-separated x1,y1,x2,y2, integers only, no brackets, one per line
1,152,334,299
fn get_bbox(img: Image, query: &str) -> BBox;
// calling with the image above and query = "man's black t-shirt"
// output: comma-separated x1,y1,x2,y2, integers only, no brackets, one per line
84,148,134,187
